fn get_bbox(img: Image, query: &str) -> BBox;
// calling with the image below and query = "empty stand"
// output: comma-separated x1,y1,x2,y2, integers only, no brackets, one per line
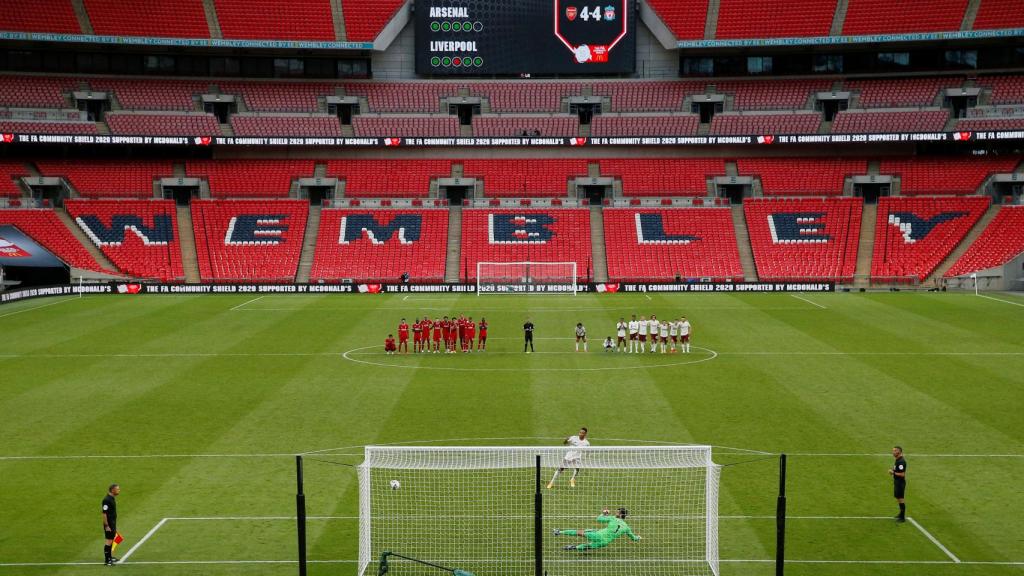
871,196,989,281
945,206,1024,276
311,209,448,283
230,115,343,137
0,162,26,198
737,158,867,196
343,82,457,113
84,0,209,38
469,83,581,113
0,210,107,272
600,158,725,197
645,0,709,40
744,197,863,281
220,82,329,112
66,199,184,281
327,160,451,198
213,0,335,40
37,160,174,198
716,0,836,39
191,199,307,281
0,0,80,33
343,0,405,41
591,115,699,136
106,113,220,136
714,80,828,110
592,81,702,112
462,160,588,197
603,208,743,282
832,109,949,134
954,118,1024,131
352,116,460,137
473,115,579,137
879,157,1020,194
977,76,1024,105
973,0,1024,30
709,112,821,135
90,79,207,111
846,77,956,107
187,159,315,198
460,209,592,281
0,121,97,134
0,76,75,108
842,0,968,34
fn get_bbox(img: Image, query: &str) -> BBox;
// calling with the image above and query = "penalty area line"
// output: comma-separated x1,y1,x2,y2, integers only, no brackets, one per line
908,517,960,563
0,296,81,319
229,295,265,311
976,293,1024,308
790,293,826,309
117,517,168,564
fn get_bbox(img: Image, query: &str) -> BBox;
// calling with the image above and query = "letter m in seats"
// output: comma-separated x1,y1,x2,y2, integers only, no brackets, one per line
339,214,422,245
76,215,174,246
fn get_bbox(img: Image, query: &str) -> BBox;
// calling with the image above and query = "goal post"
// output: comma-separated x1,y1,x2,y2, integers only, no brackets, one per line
476,261,578,295
358,445,720,576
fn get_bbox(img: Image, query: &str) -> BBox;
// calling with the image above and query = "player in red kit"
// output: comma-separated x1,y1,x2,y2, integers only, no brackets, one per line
477,317,488,351
431,317,442,353
440,316,451,353
416,317,427,353
447,317,458,353
384,334,396,355
398,318,410,353
413,317,423,353
465,317,476,353
457,315,467,351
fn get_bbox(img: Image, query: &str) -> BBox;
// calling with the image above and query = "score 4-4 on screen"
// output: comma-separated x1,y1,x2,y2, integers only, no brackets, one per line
415,0,635,75
557,1,629,64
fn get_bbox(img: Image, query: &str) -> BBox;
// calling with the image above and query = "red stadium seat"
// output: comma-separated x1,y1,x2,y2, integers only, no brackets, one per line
591,115,699,137
879,157,1020,195
327,160,451,198
187,159,315,198
462,160,588,197
645,0,708,40
842,0,968,34
84,0,209,38
600,158,725,197
0,210,109,272
230,115,343,137
353,116,460,137
65,199,184,281
0,76,77,108
736,158,867,196
311,209,448,283
343,0,405,41
832,109,949,134
592,81,704,112
0,161,28,198
0,121,98,135
213,0,335,40
945,206,1024,277
714,79,830,110
872,196,989,282
973,0,1024,30
460,208,592,281
343,82,459,113
106,113,221,136
977,76,1024,105
89,78,208,111
468,83,583,113
472,115,580,137
36,160,175,199
0,0,80,33
716,0,836,39
603,208,743,281
709,112,821,135
744,197,862,281
191,199,307,282
845,77,958,107
954,118,1024,131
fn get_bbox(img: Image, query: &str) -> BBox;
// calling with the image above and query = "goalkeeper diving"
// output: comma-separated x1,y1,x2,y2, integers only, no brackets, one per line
554,507,642,551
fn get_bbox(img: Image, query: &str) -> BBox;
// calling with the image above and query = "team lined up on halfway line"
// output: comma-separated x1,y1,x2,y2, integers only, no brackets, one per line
385,316,488,354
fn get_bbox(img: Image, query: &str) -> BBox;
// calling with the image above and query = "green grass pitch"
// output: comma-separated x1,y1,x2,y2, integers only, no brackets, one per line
1,291,1022,576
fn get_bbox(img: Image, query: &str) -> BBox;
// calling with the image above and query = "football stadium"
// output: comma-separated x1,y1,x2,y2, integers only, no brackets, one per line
1,1,1023,575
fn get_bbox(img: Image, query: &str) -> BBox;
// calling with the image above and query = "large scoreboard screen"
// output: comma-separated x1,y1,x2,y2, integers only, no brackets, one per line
415,0,636,76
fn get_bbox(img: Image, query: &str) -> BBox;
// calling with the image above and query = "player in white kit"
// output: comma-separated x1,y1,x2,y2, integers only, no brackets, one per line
658,321,669,353
679,316,692,353
647,315,660,353
627,315,639,353
669,319,679,353
548,427,590,489
637,315,648,354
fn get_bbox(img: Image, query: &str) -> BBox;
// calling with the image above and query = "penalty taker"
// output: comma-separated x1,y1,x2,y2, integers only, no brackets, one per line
554,507,642,551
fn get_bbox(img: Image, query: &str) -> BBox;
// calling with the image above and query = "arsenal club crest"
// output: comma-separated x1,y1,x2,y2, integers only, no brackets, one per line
566,6,577,20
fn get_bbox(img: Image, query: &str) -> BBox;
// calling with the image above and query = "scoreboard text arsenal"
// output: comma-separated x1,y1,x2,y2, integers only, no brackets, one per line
416,0,636,75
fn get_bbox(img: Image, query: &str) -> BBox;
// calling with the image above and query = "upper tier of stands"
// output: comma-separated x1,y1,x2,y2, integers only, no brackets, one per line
191,199,307,281
716,0,837,39
327,159,451,198
0,210,108,272
736,158,867,196
0,0,80,33
842,0,968,34
213,0,335,40
460,209,592,281
66,199,184,281
745,197,862,281
603,208,744,282
84,0,208,38
973,0,1024,29
37,160,174,198
645,0,708,40
187,159,315,198
311,209,449,283
945,206,1024,277
871,196,989,281
462,160,588,197
880,157,1020,195
601,158,724,197
343,0,405,41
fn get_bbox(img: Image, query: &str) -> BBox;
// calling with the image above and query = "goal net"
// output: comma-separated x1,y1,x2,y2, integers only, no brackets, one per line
476,262,578,295
358,446,720,576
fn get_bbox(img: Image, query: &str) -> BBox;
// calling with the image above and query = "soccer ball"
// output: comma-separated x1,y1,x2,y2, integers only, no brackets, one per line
389,479,401,490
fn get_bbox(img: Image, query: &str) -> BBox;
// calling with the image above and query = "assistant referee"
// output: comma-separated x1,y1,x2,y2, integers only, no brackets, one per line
102,484,120,565
523,318,535,353
889,446,907,523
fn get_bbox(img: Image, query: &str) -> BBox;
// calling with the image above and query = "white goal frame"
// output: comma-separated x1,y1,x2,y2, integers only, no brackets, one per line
476,261,578,295
358,445,720,576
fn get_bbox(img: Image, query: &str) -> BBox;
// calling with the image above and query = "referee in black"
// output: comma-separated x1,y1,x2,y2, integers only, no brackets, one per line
102,483,120,565
523,318,535,353
889,446,907,523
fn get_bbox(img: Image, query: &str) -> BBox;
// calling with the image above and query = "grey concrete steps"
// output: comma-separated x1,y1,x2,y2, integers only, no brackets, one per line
589,205,609,283
853,202,877,287
927,203,1000,286
731,205,757,281
444,206,463,283
296,205,322,283
176,205,201,283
